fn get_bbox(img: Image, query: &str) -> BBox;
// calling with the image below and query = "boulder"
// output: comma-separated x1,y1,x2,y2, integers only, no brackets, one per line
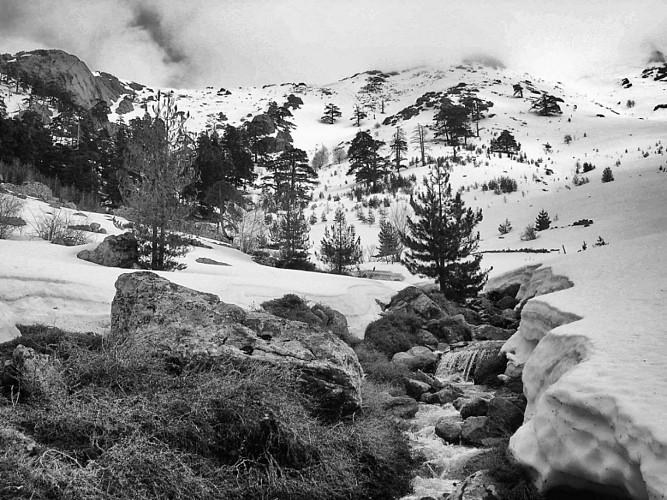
459,397,489,419
392,346,438,371
77,232,139,268
109,272,363,418
495,295,518,310
461,416,490,446
116,96,134,114
388,286,444,320
310,303,353,344
414,328,439,348
383,395,419,419
485,396,525,435
447,470,502,500
5,345,65,401
472,324,515,341
403,378,431,400
18,181,52,200
249,114,276,135
435,416,463,444
89,222,101,233
427,316,472,343
411,370,444,391
420,383,464,405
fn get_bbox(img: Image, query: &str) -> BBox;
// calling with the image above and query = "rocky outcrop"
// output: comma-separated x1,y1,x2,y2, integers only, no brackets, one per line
115,96,134,114
77,232,139,268
109,272,363,418
2,50,130,108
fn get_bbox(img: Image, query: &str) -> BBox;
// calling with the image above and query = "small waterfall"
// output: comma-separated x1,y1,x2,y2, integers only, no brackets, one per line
435,341,505,382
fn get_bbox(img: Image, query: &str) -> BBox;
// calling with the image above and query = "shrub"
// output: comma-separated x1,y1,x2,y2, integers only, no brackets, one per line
498,218,513,235
31,209,90,245
363,310,424,357
601,166,614,183
582,162,596,173
487,176,518,195
354,343,410,386
0,326,417,500
520,225,537,241
0,193,25,238
572,174,589,186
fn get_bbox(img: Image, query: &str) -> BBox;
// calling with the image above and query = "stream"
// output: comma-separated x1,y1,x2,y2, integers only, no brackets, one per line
400,349,503,500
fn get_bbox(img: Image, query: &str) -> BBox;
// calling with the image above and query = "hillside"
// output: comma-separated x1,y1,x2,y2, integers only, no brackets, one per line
1,48,667,498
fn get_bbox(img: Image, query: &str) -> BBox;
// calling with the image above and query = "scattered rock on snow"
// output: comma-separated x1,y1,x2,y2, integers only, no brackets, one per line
77,232,139,268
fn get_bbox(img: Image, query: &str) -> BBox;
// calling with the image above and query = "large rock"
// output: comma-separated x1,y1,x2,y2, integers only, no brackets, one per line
472,324,515,341
485,396,525,435
427,316,472,343
435,341,507,385
382,394,419,419
459,397,489,419
435,416,463,444
109,272,363,418
77,232,139,268
461,416,491,446
4,345,65,401
420,383,464,405
403,378,431,400
387,286,445,320
392,345,438,371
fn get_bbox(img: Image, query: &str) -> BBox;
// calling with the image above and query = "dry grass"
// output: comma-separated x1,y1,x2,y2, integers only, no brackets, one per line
0,325,417,500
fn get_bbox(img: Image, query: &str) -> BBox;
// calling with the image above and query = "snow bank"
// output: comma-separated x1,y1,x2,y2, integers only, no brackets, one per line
489,235,667,499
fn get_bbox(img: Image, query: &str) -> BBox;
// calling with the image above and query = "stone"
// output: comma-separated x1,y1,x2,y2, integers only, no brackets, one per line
18,181,52,200
411,370,444,391
435,416,463,444
427,316,472,344
383,395,419,419
472,324,515,341
461,416,490,446
392,346,438,371
447,470,501,500
485,396,525,435
77,232,139,268
5,345,65,401
420,383,464,404
116,96,134,114
89,222,101,232
388,286,445,320
310,303,352,343
196,257,230,266
495,295,518,310
415,328,439,348
403,378,431,400
109,272,363,418
460,397,489,419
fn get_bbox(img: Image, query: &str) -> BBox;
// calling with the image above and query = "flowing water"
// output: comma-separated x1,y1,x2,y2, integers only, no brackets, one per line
401,347,502,499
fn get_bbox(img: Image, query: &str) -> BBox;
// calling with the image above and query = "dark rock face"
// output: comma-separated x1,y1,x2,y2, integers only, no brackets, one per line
116,96,134,114
404,378,431,400
77,232,139,268
461,416,490,446
420,383,464,404
460,397,489,419
109,272,363,418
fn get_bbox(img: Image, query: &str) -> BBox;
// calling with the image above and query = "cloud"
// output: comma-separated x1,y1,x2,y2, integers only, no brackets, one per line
0,0,666,88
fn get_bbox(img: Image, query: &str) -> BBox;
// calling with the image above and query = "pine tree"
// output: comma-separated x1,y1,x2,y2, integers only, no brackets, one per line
321,103,342,124
530,93,564,116
601,167,614,183
377,220,401,263
403,162,487,300
461,94,493,137
272,206,312,269
490,130,520,157
319,207,362,274
434,98,472,147
535,209,551,231
347,130,386,191
121,91,195,270
389,126,408,173
263,147,318,210
351,104,367,127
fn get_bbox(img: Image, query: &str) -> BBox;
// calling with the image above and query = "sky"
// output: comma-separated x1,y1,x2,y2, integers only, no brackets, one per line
0,0,666,89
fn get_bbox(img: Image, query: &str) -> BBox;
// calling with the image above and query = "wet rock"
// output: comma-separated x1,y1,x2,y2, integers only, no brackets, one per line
435,416,463,444
404,378,431,400
460,397,489,419
485,396,525,435
427,316,472,343
461,416,490,446
393,346,438,371
447,470,502,500
472,324,515,341
420,383,464,404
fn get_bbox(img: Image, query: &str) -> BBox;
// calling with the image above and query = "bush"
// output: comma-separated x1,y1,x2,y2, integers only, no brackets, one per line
582,162,596,173
0,326,417,500
601,167,614,183
354,343,410,386
498,218,513,235
363,310,424,357
487,176,518,195
31,209,90,245
572,174,589,186
0,193,25,238
520,225,537,241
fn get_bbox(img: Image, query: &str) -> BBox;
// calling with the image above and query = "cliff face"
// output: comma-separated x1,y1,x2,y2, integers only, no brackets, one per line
2,49,132,108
